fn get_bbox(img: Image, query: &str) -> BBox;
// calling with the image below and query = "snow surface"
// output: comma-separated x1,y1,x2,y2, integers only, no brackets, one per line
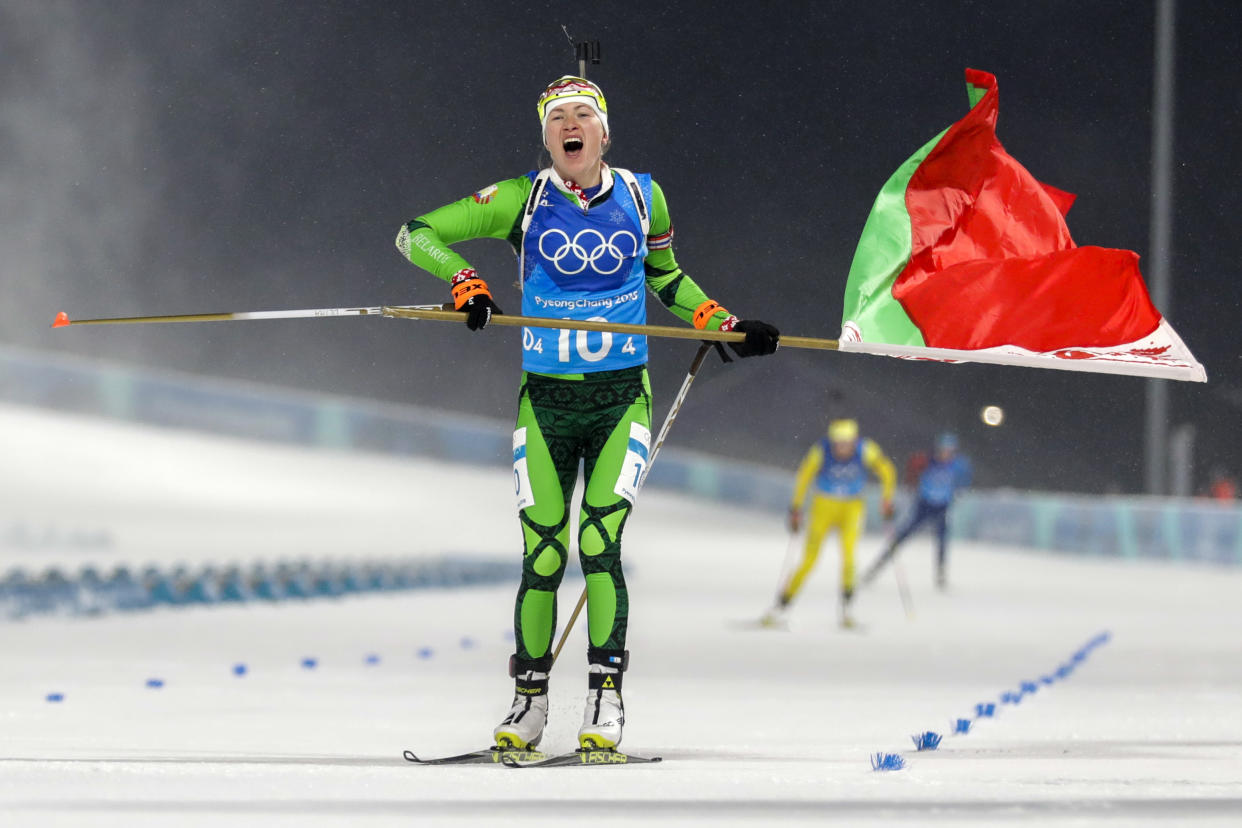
2,404,1242,826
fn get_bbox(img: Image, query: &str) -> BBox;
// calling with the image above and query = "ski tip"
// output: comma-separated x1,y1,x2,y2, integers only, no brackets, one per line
52,311,71,328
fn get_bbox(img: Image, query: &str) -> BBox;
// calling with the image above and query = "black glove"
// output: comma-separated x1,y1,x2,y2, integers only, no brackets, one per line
728,319,780,358
450,269,503,331
461,294,502,331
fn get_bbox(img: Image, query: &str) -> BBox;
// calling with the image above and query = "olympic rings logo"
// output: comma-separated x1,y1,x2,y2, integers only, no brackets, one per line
537,228,638,275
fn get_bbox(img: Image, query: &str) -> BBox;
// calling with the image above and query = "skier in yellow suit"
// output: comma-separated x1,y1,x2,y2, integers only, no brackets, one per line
763,419,896,628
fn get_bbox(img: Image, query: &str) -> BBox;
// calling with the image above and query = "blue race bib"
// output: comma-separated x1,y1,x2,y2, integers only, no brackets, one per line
520,171,651,374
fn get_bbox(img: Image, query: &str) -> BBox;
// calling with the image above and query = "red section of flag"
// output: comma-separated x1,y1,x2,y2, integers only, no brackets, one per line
894,247,1161,350
1039,182,1077,217
893,69,1161,351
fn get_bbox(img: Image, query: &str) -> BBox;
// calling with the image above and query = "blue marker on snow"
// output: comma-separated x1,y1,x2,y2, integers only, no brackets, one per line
870,752,906,771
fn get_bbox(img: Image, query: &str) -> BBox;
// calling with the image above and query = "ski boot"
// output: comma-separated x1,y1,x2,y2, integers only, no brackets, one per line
578,647,627,750
759,596,791,628
493,654,551,750
840,587,857,629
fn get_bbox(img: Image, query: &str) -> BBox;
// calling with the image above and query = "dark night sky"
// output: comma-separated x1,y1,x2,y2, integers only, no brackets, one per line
3,0,1240,494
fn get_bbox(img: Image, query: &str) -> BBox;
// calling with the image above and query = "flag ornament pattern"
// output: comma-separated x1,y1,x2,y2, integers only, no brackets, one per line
840,69,1205,382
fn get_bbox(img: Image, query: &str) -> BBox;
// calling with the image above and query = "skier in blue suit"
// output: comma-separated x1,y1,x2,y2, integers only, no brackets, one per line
860,433,972,590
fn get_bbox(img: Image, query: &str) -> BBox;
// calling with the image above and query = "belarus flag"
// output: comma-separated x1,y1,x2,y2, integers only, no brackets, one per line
840,69,1205,382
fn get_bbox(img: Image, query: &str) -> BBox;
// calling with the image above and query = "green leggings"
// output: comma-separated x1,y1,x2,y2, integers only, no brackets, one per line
511,366,652,662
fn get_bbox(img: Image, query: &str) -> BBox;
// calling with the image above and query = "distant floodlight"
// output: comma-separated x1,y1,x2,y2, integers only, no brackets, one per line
981,405,1005,427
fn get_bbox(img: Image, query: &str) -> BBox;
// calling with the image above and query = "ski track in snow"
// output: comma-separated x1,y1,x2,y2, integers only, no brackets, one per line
2,404,1241,826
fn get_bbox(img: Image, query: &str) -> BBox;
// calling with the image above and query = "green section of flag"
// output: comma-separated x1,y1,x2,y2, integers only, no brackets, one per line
966,81,988,108
840,128,947,346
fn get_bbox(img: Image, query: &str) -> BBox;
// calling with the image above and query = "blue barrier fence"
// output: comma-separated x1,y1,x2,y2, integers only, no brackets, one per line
4,344,1241,566
0,343,791,508
0,556,516,621
951,490,1242,565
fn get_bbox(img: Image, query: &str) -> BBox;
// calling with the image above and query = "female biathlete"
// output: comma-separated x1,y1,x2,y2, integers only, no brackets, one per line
396,76,780,751
762,419,896,629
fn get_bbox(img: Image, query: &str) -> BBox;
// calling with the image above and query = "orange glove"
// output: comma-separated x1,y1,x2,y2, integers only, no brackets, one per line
450,268,501,330
881,499,896,522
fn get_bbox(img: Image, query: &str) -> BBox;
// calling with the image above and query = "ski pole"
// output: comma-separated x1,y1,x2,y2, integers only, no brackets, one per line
52,305,840,352
636,342,714,491
550,589,588,666
894,561,915,620
50,305,442,328
383,306,839,351
772,527,802,602
549,341,714,667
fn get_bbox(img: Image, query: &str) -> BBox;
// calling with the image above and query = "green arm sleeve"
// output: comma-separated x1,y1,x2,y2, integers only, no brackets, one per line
395,176,533,282
643,179,735,331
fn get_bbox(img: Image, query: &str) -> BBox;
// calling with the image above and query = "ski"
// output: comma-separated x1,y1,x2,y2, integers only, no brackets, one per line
402,747,546,766
501,748,662,768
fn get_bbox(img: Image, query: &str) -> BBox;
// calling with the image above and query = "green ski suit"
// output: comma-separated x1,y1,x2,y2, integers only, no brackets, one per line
398,169,735,666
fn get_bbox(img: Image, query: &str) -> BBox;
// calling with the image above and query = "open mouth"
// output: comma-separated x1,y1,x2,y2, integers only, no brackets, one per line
563,137,584,154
